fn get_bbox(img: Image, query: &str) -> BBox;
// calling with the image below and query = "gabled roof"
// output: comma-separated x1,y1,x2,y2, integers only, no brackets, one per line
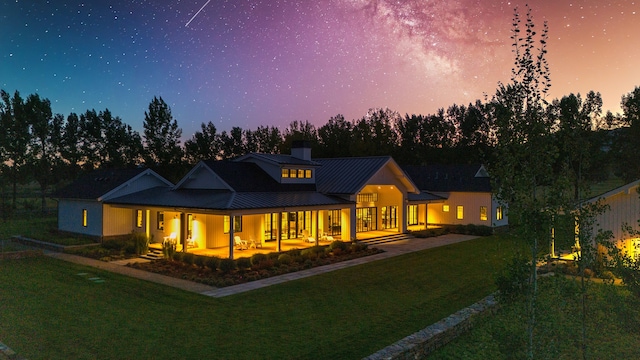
105,187,351,211
403,164,492,193
584,179,640,204
408,191,447,203
53,168,172,200
235,153,321,166
315,156,417,195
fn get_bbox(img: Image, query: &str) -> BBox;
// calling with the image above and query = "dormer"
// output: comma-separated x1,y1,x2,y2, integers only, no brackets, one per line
235,140,320,185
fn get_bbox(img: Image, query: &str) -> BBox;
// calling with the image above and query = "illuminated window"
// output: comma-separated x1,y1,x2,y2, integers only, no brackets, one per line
480,206,488,221
305,169,312,178
407,205,418,226
357,193,378,202
496,206,503,221
456,206,464,220
136,209,143,228
443,204,449,212
282,168,289,178
82,209,88,227
298,169,304,178
224,215,243,234
157,211,164,230
290,168,297,178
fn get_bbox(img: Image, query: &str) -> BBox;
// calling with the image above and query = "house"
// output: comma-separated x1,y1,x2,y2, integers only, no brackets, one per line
574,179,640,261
54,168,174,238
55,143,505,258
402,164,508,229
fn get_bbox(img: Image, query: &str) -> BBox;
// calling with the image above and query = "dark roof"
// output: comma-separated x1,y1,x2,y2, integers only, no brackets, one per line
408,191,447,202
201,160,316,192
402,164,492,193
105,187,351,210
236,153,321,166
53,168,149,199
315,156,393,194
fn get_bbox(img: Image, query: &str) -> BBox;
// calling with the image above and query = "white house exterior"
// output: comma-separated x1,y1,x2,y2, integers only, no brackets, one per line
55,143,507,258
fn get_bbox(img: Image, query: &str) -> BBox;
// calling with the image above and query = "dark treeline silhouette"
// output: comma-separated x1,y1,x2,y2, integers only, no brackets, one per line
1,85,640,214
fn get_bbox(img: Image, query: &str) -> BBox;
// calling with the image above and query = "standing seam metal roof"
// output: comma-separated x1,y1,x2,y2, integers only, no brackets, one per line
314,156,393,194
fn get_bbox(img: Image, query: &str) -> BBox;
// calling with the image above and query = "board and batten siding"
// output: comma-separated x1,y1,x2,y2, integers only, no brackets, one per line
58,199,103,237
593,184,640,242
102,205,135,237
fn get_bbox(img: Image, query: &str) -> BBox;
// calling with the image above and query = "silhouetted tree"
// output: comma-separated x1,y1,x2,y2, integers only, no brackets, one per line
316,114,354,158
184,121,221,163
142,96,183,167
0,90,31,210
611,86,640,182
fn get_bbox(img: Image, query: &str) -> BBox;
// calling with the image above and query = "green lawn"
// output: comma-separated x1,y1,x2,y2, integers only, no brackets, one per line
0,216,96,246
430,275,640,359
0,235,520,359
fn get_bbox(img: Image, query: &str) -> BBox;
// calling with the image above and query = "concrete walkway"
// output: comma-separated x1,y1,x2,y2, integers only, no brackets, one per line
46,233,478,298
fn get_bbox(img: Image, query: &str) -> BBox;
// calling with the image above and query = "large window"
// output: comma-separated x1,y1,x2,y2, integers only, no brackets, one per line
136,209,143,228
327,209,341,236
480,206,488,221
357,193,378,203
264,213,277,241
381,206,398,229
82,209,88,227
407,205,418,226
456,206,464,220
356,207,377,232
224,215,242,233
496,206,503,221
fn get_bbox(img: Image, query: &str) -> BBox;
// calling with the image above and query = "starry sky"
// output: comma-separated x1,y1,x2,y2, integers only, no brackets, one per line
2,0,639,137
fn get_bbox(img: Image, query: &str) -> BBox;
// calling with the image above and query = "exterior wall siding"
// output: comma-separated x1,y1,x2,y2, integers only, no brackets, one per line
58,200,103,237
594,186,640,242
102,205,134,237
427,192,493,226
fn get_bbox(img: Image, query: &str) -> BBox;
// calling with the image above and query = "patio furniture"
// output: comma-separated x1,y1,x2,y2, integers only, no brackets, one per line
187,237,197,248
163,232,177,243
321,233,334,242
249,236,262,249
234,236,248,250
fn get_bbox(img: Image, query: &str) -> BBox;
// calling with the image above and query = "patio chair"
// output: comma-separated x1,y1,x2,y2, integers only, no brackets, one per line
249,236,262,249
163,232,177,243
234,236,248,250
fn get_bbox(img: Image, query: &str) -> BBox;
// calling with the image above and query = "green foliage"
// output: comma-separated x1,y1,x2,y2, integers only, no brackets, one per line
236,257,251,269
193,255,206,268
495,255,531,302
162,239,176,259
250,253,267,266
129,232,150,255
205,256,220,270
172,251,183,263
277,253,293,265
218,258,236,273
182,252,195,265
329,240,348,252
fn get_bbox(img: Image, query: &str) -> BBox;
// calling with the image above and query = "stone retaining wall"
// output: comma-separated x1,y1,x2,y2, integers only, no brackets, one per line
363,294,499,360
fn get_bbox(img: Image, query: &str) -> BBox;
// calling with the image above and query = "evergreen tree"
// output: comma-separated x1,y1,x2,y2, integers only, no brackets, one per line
142,96,183,167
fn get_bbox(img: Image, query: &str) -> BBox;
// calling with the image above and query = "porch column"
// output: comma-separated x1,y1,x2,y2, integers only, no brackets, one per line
349,206,356,241
400,197,408,234
229,215,235,260
277,212,282,252
180,212,186,252
315,210,319,240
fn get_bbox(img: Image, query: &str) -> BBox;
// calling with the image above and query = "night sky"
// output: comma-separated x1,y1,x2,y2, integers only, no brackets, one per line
2,0,639,137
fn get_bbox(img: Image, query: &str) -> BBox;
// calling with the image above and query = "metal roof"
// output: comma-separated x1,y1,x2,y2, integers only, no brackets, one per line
407,191,447,202
402,164,492,193
54,168,152,200
234,153,321,166
105,187,351,211
314,156,393,194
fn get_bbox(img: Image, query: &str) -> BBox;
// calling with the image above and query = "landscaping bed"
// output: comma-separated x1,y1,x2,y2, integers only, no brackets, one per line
129,241,383,287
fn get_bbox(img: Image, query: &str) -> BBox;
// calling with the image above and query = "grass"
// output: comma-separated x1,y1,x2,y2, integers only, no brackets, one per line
0,235,521,359
0,215,96,246
430,275,640,359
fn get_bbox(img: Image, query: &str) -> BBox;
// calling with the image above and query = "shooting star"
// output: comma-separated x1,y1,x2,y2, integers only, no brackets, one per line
185,0,212,27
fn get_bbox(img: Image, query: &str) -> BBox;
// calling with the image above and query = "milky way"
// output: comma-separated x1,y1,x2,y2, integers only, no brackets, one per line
1,0,638,136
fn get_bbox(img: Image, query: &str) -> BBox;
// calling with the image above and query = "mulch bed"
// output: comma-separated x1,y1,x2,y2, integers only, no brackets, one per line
129,247,384,288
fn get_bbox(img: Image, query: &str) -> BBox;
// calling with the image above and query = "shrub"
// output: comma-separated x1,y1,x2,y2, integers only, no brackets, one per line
182,252,195,265
162,239,177,259
495,255,531,302
329,240,348,252
278,253,293,265
219,258,237,273
194,255,206,268
250,253,268,266
236,257,251,270
172,251,184,263
205,256,220,270
130,232,150,255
